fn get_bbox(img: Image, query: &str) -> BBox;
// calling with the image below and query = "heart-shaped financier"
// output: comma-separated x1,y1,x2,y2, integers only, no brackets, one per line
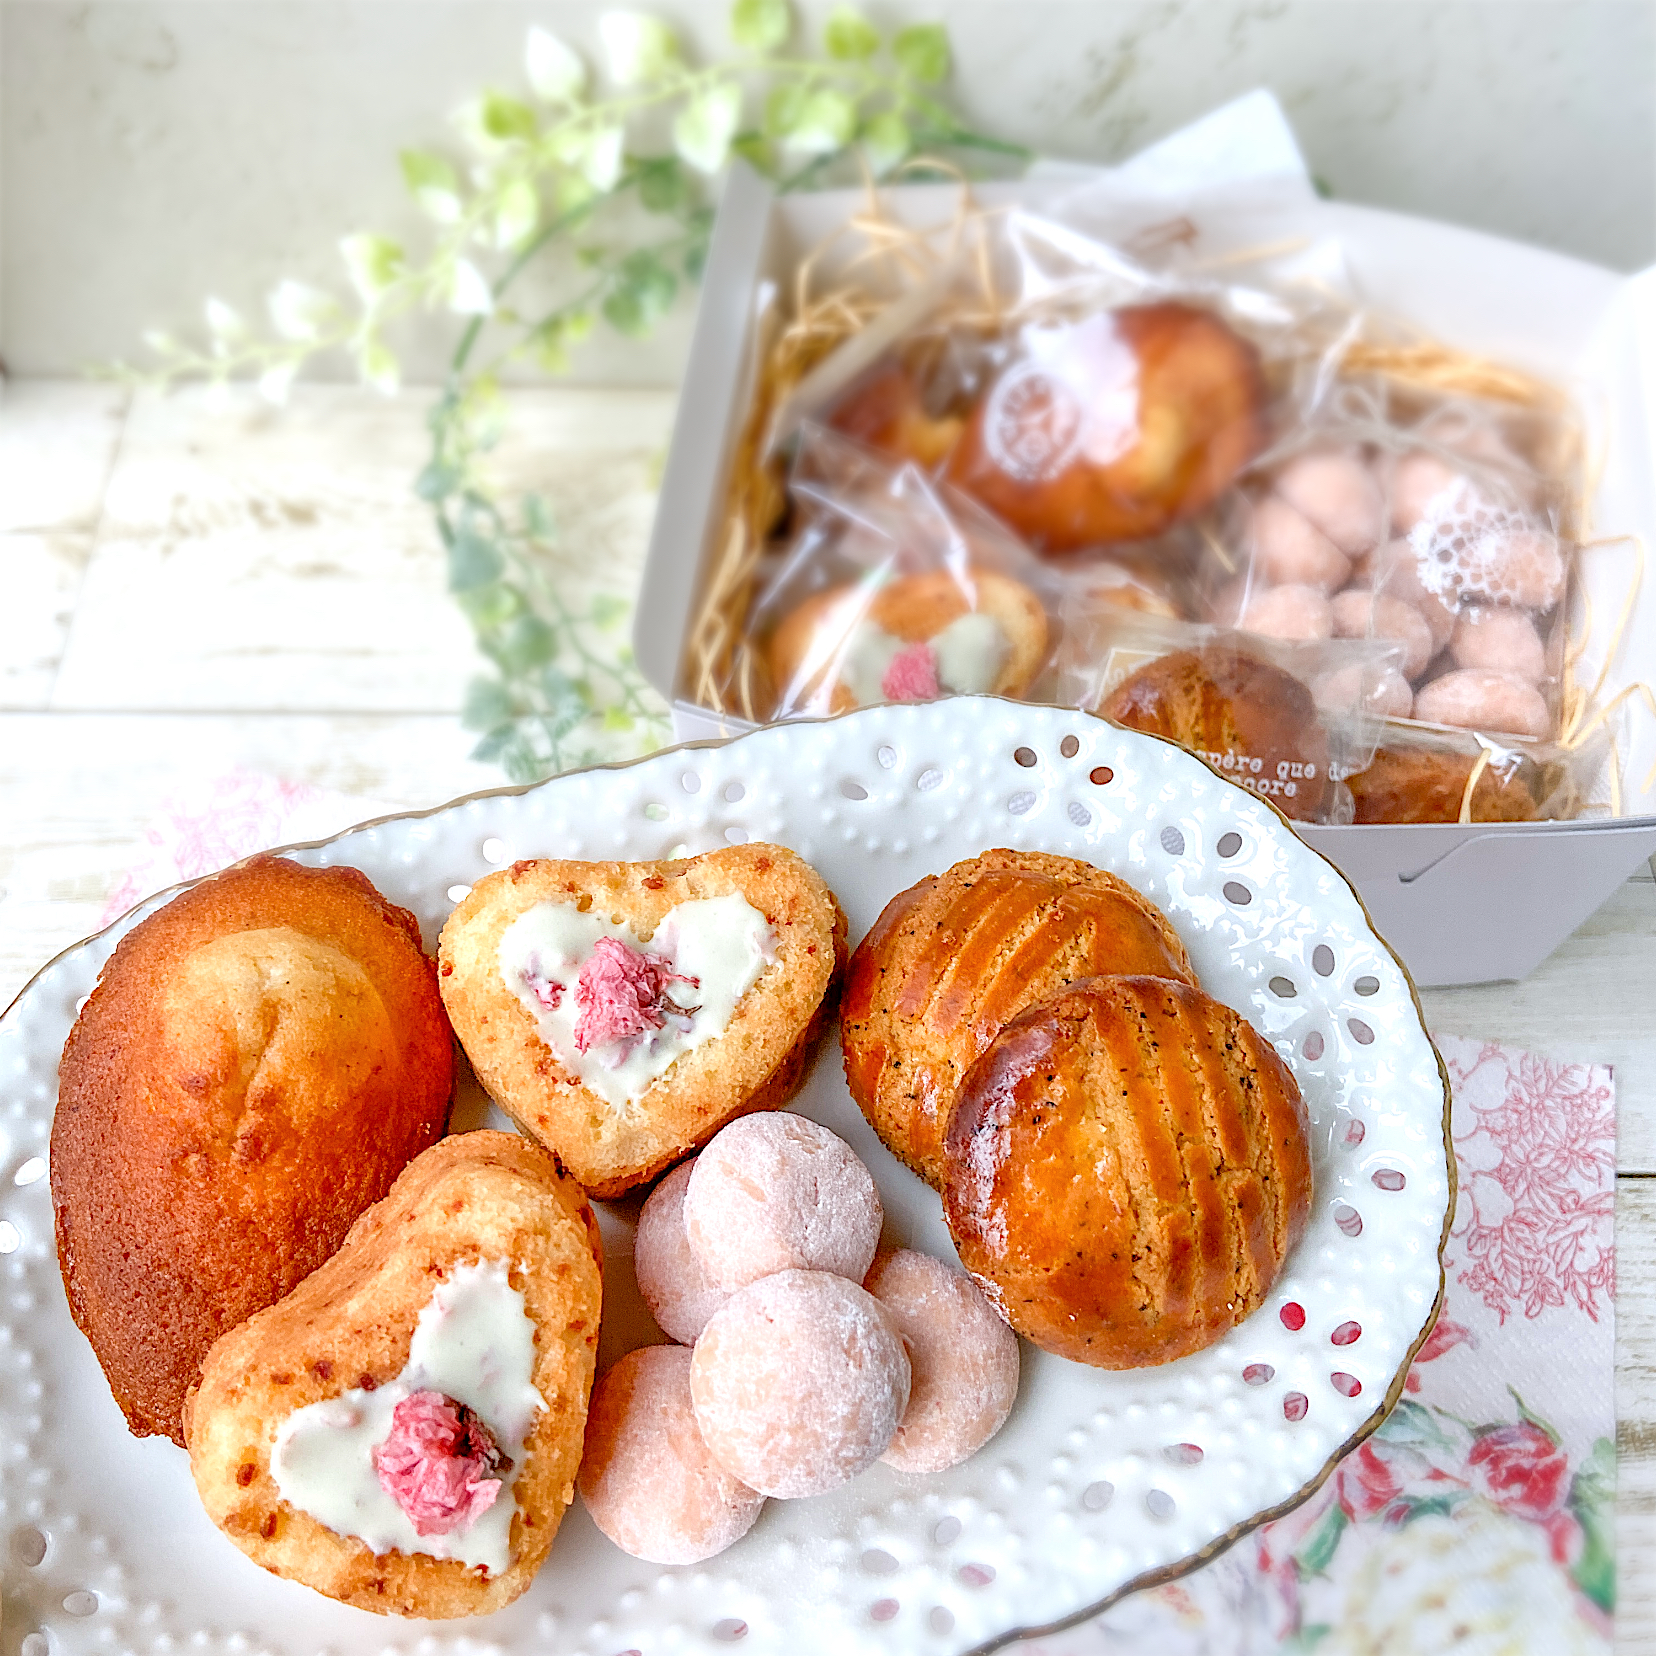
438,845,848,1198
183,1131,602,1620
766,567,1048,715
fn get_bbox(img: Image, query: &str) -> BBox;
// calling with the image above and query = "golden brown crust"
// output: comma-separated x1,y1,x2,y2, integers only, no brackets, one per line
1101,646,1332,822
840,851,1194,1189
1348,745,1540,823
828,360,964,468
438,845,847,1199
947,303,1265,552
765,567,1049,715
942,976,1312,1368
184,1130,602,1618
52,855,455,1444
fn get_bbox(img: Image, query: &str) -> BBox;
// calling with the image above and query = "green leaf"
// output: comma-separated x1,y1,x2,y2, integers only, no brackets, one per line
730,0,789,52
502,740,552,785
448,526,504,591
480,90,538,142
204,297,245,341
494,613,557,673
599,12,680,86
674,83,743,174
1569,1437,1617,1612
781,88,857,155
415,460,462,503
824,5,879,59
729,131,775,176
602,706,636,731
339,233,405,302
582,125,626,192
1283,1628,1333,1654
1293,1501,1348,1578
591,593,630,629
1375,1398,1457,1452
358,338,401,393
461,677,516,732
602,249,678,337
1507,1386,1563,1448
525,26,587,104
636,156,689,213
456,582,523,628
523,494,556,539
400,150,461,222
763,82,808,140
1394,1493,1461,1525
494,177,539,249
448,258,494,316
469,724,520,764
893,21,950,83
861,109,910,175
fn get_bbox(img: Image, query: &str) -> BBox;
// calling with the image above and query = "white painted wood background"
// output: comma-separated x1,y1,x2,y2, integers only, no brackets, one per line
1,379,1652,1647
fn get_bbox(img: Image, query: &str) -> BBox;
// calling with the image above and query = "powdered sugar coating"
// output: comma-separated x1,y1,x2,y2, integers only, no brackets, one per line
1312,662,1413,721
1274,452,1384,557
683,1113,884,1292
1450,607,1548,684
1361,540,1457,651
634,1160,730,1344
1414,669,1551,738
690,1270,911,1499
1249,496,1352,593
1236,583,1333,642
579,1346,764,1565
1331,590,1435,679
1390,452,1462,535
864,1250,1020,1475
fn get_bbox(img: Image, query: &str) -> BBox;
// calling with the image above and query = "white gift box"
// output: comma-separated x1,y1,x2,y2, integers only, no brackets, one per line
634,94,1656,987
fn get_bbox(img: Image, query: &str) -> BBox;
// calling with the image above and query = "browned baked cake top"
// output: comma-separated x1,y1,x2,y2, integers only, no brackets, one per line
438,844,846,1199
184,1130,602,1619
52,855,454,1443
840,850,1194,1189
1101,646,1332,822
943,974,1312,1369
945,303,1266,552
1348,745,1540,824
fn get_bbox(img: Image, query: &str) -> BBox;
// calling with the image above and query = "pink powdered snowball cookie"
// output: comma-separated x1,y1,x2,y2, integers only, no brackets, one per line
1359,539,1457,651
1331,590,1436,680
1413,669,1551,738
1450,607,1548,684
683,1113,883,1293
1389,452,1463,534
863,1250,1020,1474
690,1269,911,1499
1457,528,1566,612
635,1160,729,1344
1311,662,1414,721
1273,451,1385,557
1237,583,1334,642
579,1345,764,1565
1249,496,1353,593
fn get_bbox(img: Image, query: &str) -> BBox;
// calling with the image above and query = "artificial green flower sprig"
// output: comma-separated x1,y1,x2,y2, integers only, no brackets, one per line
121,1,1023,783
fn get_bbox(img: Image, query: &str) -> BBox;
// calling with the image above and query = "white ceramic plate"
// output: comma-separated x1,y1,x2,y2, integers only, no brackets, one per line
0,699,1452,1656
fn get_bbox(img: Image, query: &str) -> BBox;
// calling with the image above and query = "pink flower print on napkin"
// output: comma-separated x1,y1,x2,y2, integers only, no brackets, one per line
1442,1042,1615,1323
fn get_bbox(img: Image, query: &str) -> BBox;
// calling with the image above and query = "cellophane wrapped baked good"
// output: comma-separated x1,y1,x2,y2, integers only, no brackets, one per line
681,172,1633,826
747,427,1061,719
1057,607,1406,824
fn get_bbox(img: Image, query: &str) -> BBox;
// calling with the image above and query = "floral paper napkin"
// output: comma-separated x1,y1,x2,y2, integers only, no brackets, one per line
1054,1036,1617,1656
105,777,1618,1655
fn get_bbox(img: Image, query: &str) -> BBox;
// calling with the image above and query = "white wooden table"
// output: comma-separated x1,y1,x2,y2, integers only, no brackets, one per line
3,379,1652,1648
